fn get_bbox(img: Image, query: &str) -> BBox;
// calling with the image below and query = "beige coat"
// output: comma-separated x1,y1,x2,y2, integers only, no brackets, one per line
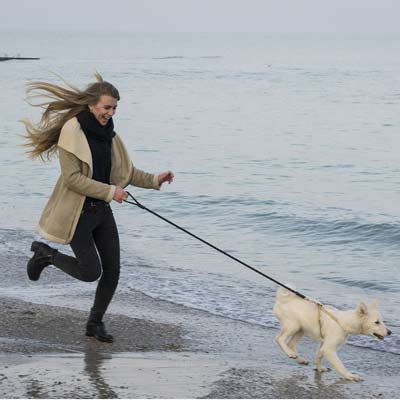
37,117,160,244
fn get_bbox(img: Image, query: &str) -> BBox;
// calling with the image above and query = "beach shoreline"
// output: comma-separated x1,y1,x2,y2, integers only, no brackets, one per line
1,292,399,398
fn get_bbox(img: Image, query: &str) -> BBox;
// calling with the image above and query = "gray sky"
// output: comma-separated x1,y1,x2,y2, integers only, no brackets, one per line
1,0,399,34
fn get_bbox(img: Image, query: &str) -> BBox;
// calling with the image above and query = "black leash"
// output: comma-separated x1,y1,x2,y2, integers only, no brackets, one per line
124,192,309,301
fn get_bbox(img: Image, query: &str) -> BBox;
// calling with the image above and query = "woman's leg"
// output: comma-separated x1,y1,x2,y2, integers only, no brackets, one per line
54,205,119,342
28,203,119,342
27,211,102,282
88,206,120,323
53,211,103,282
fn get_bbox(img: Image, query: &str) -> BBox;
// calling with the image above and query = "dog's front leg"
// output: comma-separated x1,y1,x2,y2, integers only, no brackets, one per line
321,345,361,381
315,343,329,373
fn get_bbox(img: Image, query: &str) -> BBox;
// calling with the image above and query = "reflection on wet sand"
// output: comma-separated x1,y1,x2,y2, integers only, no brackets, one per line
7,346,123,398
84,346,118,399
26,378,46,398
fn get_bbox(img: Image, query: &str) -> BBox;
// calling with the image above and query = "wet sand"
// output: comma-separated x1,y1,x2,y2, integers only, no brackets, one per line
1,293,400,398
0,253,399,398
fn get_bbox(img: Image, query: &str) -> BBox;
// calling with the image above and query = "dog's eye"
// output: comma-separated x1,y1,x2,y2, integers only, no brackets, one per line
375,321,380,325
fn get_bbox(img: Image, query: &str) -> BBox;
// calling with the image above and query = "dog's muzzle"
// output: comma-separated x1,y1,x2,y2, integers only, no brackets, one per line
373,330,391,340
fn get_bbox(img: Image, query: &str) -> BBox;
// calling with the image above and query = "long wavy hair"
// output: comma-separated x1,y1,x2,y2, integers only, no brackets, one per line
21,72,120,160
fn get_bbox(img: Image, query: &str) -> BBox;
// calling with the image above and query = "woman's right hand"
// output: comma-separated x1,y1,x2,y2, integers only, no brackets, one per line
113,186,128,203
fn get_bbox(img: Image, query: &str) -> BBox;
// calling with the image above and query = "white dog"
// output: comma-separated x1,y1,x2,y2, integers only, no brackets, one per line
273,287,392,381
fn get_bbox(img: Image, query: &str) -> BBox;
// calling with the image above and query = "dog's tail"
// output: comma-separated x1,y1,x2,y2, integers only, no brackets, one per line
276,286,298,302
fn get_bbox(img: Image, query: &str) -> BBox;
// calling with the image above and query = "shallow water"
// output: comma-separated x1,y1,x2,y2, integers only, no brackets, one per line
1,31,399,354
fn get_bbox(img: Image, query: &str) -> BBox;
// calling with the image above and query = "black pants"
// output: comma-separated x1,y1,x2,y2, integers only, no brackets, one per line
53,201,120,322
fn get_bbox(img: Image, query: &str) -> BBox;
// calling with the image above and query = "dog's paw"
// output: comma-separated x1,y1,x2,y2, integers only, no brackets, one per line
316,366,330,373
345,373,362,382
288,351,298,359
296,357,309,365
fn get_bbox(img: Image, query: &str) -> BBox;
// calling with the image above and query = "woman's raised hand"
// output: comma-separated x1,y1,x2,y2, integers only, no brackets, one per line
113,186,128,203
158,171,174,187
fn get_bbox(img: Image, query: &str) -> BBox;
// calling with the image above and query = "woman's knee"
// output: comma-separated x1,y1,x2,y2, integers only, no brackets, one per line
101,265,120,285
79,266,102,282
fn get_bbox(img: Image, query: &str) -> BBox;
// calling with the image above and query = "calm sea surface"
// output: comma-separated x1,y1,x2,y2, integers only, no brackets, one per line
1,31,399,353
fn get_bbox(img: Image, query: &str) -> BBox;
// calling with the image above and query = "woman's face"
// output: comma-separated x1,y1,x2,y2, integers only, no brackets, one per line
90,95,118,126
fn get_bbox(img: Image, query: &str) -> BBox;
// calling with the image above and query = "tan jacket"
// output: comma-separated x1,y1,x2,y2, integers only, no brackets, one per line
37,117,160,244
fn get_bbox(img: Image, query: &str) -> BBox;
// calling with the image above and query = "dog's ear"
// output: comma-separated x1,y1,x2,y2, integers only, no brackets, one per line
370,299,380,309
357,302,368,317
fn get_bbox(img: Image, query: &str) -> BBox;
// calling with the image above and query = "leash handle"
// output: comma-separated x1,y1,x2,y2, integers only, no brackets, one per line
124,192,145,209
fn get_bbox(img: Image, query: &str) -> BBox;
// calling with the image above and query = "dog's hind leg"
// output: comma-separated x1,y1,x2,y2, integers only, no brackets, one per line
275,324,301,360
287,331,308,365
315,343,329,373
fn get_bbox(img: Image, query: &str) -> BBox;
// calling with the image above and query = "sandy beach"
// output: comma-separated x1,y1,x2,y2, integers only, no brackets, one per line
1,253,400,399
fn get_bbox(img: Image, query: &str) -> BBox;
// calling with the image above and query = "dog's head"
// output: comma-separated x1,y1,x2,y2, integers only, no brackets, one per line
357,300,392,340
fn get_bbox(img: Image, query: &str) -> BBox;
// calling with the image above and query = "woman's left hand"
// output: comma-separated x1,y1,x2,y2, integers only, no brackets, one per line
158,170,174,187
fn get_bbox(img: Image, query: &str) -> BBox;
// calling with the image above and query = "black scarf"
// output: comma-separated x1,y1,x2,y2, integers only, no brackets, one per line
76,109,115,143
76,109,116,202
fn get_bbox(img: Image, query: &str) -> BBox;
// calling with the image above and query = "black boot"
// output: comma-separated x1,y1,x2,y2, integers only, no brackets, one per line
86,321,114,343
27,241,57,281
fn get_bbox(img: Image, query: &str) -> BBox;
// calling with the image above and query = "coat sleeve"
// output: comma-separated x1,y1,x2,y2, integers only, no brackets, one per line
59,148,116,202
129,165,161,190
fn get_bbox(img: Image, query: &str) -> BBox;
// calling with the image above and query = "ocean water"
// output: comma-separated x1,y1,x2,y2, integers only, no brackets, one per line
1,31,400,354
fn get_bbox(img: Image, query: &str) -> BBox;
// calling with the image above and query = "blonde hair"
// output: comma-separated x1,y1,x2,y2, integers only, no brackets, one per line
21,72,120,160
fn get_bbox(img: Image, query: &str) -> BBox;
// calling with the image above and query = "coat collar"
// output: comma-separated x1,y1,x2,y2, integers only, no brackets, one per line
58,117,93,173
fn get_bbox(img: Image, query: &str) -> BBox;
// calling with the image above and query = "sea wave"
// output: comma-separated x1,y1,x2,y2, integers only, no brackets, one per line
156,192,400,250
257,214,400,248
320,276,400,292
